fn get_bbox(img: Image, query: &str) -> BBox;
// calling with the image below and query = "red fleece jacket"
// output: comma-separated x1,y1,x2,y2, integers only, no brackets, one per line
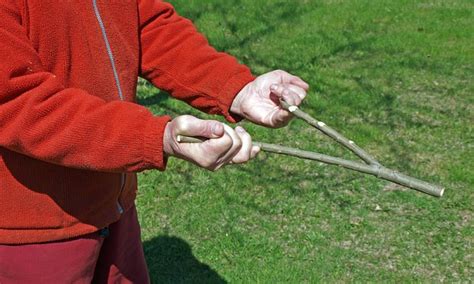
0,0,254,244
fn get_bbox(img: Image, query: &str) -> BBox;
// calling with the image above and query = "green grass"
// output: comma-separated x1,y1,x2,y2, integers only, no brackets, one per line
136,0,473,282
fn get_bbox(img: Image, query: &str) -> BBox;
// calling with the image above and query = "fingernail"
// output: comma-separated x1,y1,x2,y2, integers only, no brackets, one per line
212,123,222,135
236,126,245,133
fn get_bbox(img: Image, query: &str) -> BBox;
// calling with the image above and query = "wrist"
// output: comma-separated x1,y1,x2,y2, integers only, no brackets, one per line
162,122,175,158
230,82,251,118
142,115,171,171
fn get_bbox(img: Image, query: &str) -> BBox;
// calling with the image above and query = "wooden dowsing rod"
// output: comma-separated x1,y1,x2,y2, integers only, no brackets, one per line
177,101,445,197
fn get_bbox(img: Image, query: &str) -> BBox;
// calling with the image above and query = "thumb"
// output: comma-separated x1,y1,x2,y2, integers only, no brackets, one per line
175,115,224,139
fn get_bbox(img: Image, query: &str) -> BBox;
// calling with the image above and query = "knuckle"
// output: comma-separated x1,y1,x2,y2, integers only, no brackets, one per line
242,132,251,141
229,141,242,154
294,96,302,105
175,115,198,133
175,120,189,133
234,138,243,151
204,122,214,135
292,86,306,98
221,135,233,149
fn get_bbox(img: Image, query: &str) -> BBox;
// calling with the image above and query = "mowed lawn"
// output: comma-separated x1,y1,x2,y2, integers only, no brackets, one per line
136,0,473,282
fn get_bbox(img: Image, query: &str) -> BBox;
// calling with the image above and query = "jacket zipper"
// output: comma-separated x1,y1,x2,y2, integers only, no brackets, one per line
92,0,125,214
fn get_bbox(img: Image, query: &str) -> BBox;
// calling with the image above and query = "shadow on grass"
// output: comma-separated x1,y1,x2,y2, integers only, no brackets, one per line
137,92,169,107
143,236,227,284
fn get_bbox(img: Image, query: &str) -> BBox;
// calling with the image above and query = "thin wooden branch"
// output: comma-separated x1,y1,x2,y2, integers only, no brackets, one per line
254,142,444,197
176,135,445,197
280,100,380,166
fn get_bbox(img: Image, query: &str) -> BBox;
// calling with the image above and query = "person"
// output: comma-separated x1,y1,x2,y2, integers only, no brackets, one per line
0,0,308,282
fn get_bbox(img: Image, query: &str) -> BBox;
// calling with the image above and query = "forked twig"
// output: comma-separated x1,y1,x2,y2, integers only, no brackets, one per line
177,102,445,197
280,100,380,166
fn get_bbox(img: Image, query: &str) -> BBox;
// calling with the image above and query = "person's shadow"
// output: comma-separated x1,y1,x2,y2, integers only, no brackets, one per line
143,236,227,283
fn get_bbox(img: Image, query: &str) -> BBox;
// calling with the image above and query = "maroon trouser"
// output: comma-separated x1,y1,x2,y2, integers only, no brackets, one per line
0,206,149,283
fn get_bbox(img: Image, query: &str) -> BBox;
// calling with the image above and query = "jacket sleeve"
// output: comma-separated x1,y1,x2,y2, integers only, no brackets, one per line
138,0,255,123
0,1,170,173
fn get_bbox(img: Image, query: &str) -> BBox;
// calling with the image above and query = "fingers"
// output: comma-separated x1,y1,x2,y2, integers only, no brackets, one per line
289,76,310,91
167,116,258,170
267,71,309,127
269,84,308,127
214,124,243,166
270,84,305,106
164,116,230,170
232,126,260,164
226,69,309,128
174,115,224,139
271,70,310,91
206,125,260,167
250,145,260,159
287,84,307,101
231,126,253,164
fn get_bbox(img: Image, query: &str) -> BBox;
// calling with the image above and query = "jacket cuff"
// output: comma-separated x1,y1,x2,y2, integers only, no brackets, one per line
217,69,255,123
143,115,172,170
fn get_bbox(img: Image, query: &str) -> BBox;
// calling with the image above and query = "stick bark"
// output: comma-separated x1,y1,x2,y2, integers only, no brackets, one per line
254,142,444,197
176,135,444,197
280,101,380,166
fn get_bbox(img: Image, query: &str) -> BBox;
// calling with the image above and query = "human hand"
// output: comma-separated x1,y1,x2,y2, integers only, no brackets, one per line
163,115,260,170
230,70,309,128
